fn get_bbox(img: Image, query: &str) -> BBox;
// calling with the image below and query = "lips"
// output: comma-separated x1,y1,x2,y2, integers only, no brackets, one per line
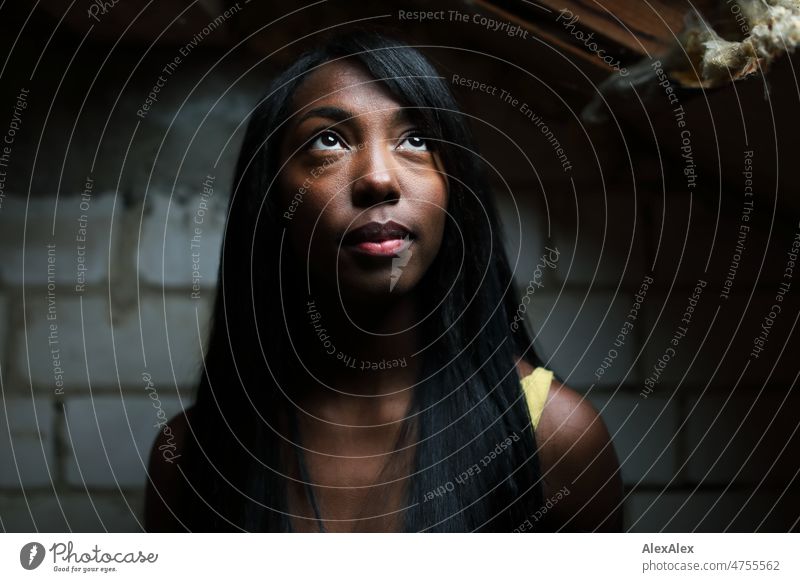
342,220,415,257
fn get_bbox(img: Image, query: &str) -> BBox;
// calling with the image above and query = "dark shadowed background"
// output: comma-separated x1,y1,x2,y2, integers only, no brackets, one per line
0,0,798,532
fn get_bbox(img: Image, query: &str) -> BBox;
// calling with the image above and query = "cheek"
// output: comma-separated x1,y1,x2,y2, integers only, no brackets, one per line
417,172,449,244
280,167,345,227
403,172,449,276
278,171,353,281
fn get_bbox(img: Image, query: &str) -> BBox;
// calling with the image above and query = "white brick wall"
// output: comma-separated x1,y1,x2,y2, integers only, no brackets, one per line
586,393,678,486
551,191,647,288
0,194,115,287
496,187,547,282
0,397,56,488
641,290,800,388
684,391,800,486
626,490,800,532
648,192,788,289
63,395,185,488
0,491,144,532
15,293,212,391
527,291,643,387
138,192,224,289
0,293,7,366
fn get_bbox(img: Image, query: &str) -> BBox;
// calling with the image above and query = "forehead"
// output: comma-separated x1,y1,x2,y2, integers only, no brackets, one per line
289,59,405,119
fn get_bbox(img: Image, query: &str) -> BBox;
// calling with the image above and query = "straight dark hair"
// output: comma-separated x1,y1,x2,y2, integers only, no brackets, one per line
181,30,546,532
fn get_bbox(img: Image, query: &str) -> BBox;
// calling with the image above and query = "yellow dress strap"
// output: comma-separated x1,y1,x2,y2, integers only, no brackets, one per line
520,366,553,431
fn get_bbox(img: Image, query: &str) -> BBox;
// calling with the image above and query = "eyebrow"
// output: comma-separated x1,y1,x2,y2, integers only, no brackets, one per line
295,106,353,126
294,105,414,127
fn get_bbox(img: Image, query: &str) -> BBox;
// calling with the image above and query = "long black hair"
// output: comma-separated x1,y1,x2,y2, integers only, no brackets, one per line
181,30,546,532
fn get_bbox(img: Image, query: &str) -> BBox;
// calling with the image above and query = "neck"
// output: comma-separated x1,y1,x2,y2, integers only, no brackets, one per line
295,289,422,409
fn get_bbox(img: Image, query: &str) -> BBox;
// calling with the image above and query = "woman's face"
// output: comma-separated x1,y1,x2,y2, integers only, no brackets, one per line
277,59,449,301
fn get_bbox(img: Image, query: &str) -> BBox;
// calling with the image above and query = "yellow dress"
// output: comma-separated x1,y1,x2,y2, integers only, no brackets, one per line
520,366,553,430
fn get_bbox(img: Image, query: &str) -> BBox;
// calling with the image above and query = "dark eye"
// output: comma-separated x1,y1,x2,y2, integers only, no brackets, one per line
309,131,347,151
397,134,429,152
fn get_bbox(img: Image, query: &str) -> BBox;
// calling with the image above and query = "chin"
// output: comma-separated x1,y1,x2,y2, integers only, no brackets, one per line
339,270,420,301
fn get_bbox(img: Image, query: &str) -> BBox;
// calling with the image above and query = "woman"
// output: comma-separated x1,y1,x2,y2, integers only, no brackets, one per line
144,30,622,532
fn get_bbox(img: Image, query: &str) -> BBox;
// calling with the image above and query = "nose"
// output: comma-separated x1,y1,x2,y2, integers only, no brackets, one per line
350,141,401,208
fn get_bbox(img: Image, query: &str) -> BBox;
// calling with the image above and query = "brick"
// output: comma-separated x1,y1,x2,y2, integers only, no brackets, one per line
0,193,114,287
496,188,547,283
526,291,642,387
626,490,800,532
0,490,144,532
648,192,789,289
641,289,800,390
587,393,677,486
0,293,7,365
0,397,56,488
137,191,224,289
684,391,800,486
63,395,188,488
550,191,647,288
15,293,212,391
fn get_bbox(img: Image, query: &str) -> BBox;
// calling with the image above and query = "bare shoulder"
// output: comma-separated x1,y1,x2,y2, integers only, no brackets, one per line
144,405,195,532
515,357,535,378
534,378,624,531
